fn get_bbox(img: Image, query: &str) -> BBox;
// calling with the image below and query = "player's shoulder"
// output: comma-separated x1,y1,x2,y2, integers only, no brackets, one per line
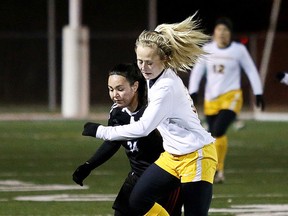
231,42,251,58
203,41,214,50
150,71,173,92
161,69,186,93
231,41,247,50
133,105,147,121
161,69,178,84
110,104,130,117
108,104,131,126
109,103,122,115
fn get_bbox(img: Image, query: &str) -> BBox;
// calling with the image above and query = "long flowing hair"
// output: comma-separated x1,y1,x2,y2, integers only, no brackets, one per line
135,13,210,72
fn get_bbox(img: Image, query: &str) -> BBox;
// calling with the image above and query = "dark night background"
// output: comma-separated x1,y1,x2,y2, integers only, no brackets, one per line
0,0,287,110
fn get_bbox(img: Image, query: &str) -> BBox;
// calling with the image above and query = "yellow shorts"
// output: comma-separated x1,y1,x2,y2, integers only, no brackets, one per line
155,144,217,184
204,90,243,116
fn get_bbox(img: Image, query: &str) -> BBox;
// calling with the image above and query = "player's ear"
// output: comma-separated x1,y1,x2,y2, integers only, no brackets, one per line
132,81,139,92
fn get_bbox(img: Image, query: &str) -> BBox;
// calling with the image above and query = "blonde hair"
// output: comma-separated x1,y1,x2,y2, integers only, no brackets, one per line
135,14,210,72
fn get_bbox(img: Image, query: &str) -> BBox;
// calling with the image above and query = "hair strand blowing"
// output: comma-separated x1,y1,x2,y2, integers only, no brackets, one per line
136,13,210,73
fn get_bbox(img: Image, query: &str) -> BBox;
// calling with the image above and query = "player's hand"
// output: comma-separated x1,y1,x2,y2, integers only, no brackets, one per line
72,162,92,186
190,93,198,105
255,95,265,111
82,122,101,137
276,72,285,82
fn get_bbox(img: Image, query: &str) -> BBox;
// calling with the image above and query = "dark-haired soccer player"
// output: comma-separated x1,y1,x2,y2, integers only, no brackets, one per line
72,63,182,215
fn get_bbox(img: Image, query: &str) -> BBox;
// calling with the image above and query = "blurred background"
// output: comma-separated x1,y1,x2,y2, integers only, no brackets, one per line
1,2,288,215
0,0,287,115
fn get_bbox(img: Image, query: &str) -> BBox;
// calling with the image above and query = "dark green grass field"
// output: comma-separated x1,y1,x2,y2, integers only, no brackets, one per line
0,119,287,215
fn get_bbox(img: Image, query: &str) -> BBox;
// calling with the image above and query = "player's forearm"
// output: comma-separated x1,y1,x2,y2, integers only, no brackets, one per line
188,66,205,94
87,141,121,169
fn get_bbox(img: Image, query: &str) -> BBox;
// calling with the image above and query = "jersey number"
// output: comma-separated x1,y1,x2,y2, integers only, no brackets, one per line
127,140,139,152
213,64,225,74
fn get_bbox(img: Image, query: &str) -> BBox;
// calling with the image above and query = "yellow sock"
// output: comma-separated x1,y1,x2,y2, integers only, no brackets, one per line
215,135,228,172
144,202,169,216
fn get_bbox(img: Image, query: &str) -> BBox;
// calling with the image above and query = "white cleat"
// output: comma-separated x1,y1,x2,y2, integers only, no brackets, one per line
233,120,246,131
214,171,225,184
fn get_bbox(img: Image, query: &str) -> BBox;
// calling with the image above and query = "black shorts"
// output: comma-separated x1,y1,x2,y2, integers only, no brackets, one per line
112,172,139,215
113,171,182,216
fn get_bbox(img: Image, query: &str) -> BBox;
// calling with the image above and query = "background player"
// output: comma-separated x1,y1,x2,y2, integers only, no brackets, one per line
72,63,182,215
81,15,218,216
188,17,264,183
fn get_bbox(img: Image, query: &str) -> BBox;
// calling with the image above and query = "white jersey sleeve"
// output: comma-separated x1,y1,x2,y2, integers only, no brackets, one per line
188,57,206,94
238,45,263,95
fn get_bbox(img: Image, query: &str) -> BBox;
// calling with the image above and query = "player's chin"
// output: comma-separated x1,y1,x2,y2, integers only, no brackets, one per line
115,101,126,108
142,73,152,80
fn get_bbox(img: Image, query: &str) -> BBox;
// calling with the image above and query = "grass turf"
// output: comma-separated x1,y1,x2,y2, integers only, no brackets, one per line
0,119,287,215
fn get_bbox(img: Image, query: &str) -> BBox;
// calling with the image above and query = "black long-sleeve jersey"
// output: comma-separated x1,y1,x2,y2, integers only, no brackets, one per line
87,104,164,177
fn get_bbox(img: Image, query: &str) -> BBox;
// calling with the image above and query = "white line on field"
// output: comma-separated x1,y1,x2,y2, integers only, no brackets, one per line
210,204,288,215
14,194,116,202
0,171,114,177
12,194,288,216
0,180,88,192
1,179,288,216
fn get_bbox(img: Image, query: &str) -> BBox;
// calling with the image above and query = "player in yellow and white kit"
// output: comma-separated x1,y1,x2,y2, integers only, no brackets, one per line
188,17,264,183
81,15,218,216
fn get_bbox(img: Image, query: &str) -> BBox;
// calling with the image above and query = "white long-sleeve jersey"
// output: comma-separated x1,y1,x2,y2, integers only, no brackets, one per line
188,41,263,100
96,68,215,155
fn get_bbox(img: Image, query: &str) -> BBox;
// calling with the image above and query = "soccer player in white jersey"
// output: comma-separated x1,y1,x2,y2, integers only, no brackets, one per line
188,17,264,183
81,15,218,216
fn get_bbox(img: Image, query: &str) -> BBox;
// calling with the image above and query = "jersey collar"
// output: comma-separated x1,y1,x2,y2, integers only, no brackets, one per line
148,69,165,88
